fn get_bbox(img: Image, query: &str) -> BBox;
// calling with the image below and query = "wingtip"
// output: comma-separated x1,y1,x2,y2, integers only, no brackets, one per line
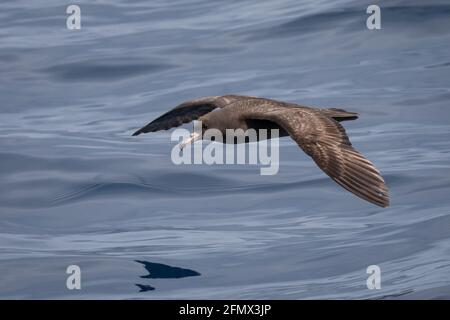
132,130,141,136
368,181,390,208
371,187,390,208
374,199,389,208
379,197,390,208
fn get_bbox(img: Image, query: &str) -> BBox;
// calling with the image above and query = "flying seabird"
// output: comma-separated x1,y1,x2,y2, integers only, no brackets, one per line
132,95,389,207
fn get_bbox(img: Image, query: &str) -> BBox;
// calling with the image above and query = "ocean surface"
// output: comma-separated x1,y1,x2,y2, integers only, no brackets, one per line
1,0,450,299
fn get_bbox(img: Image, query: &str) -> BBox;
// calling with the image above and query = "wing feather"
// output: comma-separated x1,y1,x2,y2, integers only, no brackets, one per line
239,102,389,207
132,96,241,135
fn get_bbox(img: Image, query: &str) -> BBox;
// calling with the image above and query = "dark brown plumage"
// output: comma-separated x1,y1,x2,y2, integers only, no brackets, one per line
133,95,389,207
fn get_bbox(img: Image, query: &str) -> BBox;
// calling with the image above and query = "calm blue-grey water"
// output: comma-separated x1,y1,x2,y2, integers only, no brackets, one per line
1,0,450,299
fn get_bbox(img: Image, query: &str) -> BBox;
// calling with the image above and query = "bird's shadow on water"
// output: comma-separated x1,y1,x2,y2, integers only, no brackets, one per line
135,260,201,292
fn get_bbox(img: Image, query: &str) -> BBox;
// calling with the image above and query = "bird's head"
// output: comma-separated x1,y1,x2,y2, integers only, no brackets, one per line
179,112,228,150
198,110,230,136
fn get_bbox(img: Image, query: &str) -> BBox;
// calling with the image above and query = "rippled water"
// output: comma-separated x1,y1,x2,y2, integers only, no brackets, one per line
1,0,450,299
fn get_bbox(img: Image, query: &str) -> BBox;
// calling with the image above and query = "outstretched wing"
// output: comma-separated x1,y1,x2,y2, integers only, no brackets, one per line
239,101,389,207
132,95,242,135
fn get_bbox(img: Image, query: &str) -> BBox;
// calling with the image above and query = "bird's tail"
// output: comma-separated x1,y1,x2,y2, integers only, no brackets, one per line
322,108,359,122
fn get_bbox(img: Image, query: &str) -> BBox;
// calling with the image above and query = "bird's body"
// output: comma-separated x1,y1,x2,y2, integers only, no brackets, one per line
133,95,389,207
